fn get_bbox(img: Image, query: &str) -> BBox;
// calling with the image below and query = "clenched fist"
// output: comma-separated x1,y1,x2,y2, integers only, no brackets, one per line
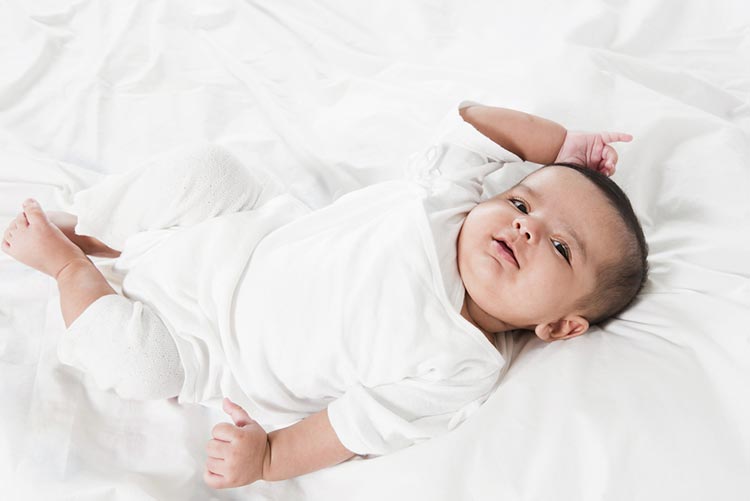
204,397,270,489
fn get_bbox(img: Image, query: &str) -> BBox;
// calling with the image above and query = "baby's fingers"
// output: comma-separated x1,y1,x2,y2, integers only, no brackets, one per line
601,144,619,175
600,132,633,144
204,465,226,489
223,397,254,428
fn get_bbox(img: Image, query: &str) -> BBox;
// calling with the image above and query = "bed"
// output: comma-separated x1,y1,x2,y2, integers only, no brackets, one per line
1,1,749,499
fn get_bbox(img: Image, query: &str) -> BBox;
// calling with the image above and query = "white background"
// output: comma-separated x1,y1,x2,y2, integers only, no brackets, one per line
1,1,748,500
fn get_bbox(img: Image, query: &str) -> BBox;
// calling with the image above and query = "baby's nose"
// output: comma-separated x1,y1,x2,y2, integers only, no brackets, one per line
513,220,533,241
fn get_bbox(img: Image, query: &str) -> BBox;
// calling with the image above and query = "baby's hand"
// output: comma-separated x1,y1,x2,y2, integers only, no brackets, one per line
204,397,270,489
554,131,633,176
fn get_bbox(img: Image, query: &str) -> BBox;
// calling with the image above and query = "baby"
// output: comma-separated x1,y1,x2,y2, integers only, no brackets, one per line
2,101,647,488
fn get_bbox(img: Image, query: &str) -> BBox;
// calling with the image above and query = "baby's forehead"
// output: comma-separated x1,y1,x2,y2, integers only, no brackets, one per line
507,167,600,201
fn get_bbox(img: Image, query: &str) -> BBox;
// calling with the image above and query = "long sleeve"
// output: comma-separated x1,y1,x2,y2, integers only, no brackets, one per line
404,101,521,202
326,369,502,457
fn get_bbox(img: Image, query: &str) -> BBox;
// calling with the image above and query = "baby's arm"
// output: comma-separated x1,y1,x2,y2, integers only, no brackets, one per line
459,103,566,164
460,103,633,175
205,398,356,489
262,407,356,481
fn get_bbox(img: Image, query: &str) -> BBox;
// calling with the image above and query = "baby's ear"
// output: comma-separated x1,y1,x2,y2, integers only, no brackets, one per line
557,316,589,341
534,323,554,342
538,316,589,342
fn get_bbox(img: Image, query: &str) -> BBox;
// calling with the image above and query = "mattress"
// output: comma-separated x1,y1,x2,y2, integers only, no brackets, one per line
1,1,748,499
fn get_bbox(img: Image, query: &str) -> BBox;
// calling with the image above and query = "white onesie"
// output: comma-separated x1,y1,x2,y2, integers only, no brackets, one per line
61,102,518,457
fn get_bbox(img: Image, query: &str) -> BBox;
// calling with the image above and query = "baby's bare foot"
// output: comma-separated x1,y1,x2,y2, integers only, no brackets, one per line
2,199,90,278
47,210,121,258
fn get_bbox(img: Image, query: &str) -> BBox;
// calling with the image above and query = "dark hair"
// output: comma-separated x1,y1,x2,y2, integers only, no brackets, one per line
527,162,650,326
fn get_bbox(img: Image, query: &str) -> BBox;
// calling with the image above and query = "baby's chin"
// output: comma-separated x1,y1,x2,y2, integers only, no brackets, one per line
461,288,521,334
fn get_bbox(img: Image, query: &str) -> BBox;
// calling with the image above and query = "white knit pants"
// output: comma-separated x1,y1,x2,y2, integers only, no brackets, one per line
58,144,284,400
59,294,187,401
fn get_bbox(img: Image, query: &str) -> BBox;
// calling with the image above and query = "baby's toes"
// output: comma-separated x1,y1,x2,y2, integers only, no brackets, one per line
4,218,17,235
22,199,49,225
15,212,29,228
3,225,14,247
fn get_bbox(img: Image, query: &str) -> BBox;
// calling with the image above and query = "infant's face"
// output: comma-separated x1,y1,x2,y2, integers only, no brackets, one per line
457,166,625,341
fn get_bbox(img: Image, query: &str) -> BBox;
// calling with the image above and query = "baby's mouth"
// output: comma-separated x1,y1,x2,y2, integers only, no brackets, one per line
492,238,519,268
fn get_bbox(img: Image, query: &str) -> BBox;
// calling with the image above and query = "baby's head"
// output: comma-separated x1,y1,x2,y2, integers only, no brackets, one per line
457,163,649,342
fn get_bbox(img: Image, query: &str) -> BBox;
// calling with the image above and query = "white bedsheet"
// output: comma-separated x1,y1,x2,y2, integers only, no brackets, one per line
1,1,748,500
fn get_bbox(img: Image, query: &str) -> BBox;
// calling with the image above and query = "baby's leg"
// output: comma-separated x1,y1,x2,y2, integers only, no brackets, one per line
47,210,121,258
71,144,285,250
2,199,117,327
3,199,183,400
58,293,185,401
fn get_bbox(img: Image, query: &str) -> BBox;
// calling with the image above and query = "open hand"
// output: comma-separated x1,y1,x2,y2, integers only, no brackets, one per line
554,131,633,176
204,397,270,489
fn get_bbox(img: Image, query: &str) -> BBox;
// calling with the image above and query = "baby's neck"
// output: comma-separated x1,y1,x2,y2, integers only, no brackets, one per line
460,296,497,345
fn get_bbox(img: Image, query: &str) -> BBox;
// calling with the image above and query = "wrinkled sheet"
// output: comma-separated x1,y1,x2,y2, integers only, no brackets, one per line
1,1,749,500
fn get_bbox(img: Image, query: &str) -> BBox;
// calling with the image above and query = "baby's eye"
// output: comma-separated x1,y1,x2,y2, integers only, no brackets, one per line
553,240,571,262
510,196,571,264
510,198,528,214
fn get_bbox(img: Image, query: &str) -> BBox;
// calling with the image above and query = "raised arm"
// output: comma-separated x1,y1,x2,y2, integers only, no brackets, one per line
459,103,567,164
459,103,633,176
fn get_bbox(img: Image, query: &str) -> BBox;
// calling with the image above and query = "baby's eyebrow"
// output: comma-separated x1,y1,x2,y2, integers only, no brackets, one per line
515,183,588,264
516,182,538,199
